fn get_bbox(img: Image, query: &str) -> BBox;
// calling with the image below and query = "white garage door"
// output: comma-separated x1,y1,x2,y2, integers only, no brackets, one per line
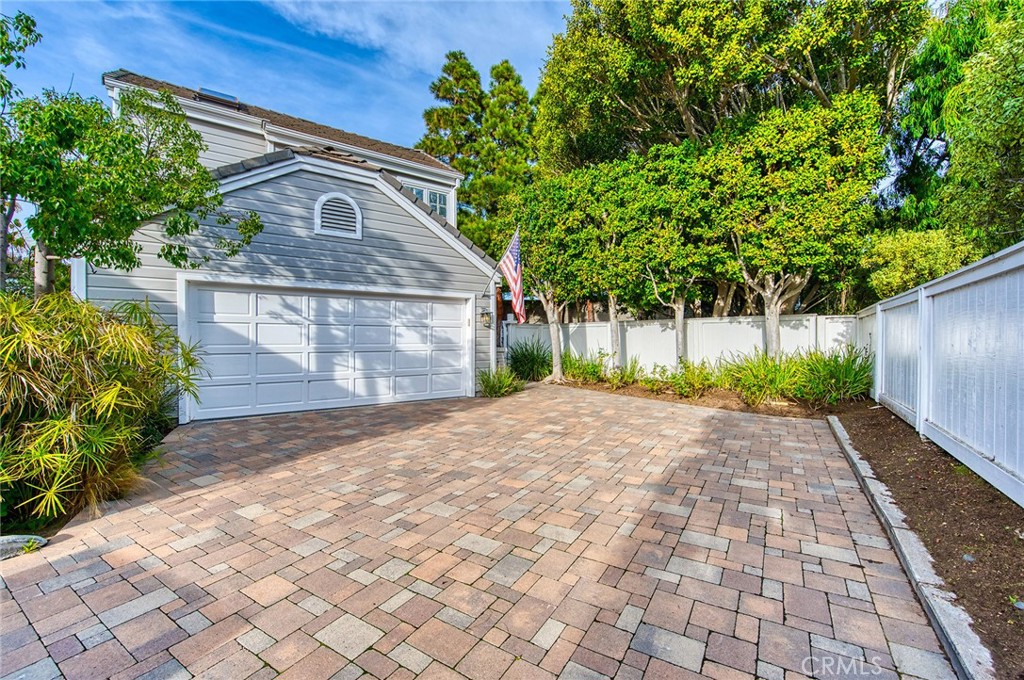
188,285,471,420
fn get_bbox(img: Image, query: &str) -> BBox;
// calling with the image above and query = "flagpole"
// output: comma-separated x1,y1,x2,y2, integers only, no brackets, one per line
480,228,518,295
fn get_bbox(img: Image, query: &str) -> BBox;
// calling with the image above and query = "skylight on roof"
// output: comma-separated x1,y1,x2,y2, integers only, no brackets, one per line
196,87,239,107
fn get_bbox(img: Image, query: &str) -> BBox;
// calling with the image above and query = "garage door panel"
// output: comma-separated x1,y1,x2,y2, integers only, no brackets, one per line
355,298,392,320
433,303,463,321
310,324,350,346
257,323,302,346
396,375,429,396
197,289,250,316
199,383,251,410
432,327,463,345
432,350,463,368
256,293,304,317
395,326,429,345
396,350,428,370
354,325,392,346
310,351,350,374
308,378,351,402
256,352,303,376
310,296,351,320
197,321,250,347
355,376,391,398
191,285,470,420
256,381,303,406
432,373,463,392
206,353,251,379
354,351,392,371
396,301,430,320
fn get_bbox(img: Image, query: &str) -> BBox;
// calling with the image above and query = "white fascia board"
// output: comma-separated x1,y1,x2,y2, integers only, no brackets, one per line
214,155,497,280
264,124,462,185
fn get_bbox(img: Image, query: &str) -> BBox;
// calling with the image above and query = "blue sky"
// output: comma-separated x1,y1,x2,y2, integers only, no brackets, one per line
8,1,568,147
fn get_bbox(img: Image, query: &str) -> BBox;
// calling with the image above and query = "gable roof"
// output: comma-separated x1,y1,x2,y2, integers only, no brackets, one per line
212,146,498,271
103,69,455,175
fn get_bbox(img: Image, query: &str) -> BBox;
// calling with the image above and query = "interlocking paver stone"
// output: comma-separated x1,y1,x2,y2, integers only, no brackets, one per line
314,614,383,660
3,386,957,680
630,624,705,672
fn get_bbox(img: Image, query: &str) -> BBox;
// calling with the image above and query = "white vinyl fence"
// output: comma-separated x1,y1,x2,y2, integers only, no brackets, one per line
864,241,1024,508
505,314,857,371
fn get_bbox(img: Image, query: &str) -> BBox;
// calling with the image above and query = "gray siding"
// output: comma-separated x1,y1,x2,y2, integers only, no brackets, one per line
86,167,493,378
190,118,267,168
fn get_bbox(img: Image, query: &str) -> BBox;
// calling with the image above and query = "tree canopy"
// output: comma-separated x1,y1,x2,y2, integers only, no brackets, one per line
417,52,535,257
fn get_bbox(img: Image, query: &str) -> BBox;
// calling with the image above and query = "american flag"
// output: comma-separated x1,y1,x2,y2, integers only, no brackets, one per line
498,229,526,323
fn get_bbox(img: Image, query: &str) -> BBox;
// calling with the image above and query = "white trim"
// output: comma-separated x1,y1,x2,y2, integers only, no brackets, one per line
215,154,498,279
177,272,478,423
314,192,363,240
489,281,497,372
70,258,88,300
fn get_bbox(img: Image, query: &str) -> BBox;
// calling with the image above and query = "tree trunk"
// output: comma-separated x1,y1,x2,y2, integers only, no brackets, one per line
673,296,687,367
763,291,783,357
541,292,564,381
33,241,56,298
607,293,620,369
0,210,8,293
741,284,759,315
712,281,737,317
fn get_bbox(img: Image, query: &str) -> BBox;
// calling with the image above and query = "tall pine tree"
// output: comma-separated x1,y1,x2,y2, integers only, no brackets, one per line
418,54,534,257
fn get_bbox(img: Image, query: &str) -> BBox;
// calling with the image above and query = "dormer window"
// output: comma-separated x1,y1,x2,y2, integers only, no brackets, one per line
315,192,363,239
408,186,448,218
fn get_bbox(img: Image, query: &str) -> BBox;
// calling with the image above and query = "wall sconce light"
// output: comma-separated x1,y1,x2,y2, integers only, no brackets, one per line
480,310,493,328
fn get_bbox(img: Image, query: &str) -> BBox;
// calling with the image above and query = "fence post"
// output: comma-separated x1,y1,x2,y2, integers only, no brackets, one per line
873,303,884,401
916,286,930,434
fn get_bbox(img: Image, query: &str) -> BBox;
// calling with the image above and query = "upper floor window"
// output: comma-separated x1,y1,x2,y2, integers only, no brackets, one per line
315,192,363,240
407,186,448,218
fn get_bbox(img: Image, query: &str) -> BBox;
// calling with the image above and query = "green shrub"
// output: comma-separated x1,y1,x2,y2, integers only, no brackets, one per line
562,351,605,383
638,365,670,392
721,351,803,406
794,346,873,406
478,367,525,398
665,361,719,398
0,293,200,528
507,338,552,381
605,357,643,390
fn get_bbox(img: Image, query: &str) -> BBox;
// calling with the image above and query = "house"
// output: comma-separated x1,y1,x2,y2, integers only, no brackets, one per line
71,70,498,423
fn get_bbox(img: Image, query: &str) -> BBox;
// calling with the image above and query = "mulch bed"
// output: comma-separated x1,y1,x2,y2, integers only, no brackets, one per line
837,402,1024,680
566,381,1024,679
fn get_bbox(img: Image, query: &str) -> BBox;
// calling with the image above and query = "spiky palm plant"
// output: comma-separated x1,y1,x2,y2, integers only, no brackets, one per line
0,293,200,527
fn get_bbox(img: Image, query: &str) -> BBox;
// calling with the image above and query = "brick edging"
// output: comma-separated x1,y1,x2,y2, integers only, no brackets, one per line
826,415,995,680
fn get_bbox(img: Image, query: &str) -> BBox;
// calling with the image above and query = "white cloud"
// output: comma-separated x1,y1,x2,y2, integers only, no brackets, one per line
263,0,568,89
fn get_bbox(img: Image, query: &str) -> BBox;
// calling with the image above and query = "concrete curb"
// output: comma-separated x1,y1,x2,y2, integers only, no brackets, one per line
826,415,995,680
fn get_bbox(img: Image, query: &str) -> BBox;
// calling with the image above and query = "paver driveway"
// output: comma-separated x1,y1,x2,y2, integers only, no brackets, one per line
1,385,954,680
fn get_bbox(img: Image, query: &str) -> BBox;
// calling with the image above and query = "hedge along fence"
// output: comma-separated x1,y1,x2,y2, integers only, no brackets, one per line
0,293,201,530
505,313,858,370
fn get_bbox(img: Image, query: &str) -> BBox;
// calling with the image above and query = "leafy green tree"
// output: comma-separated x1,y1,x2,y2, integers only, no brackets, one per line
940,8,1024,252
535,0,927,171
884,0,1019,233
498,177,591,381
0,11,41,292
704,93,885,355
2,87,262,296
861,229,977,298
